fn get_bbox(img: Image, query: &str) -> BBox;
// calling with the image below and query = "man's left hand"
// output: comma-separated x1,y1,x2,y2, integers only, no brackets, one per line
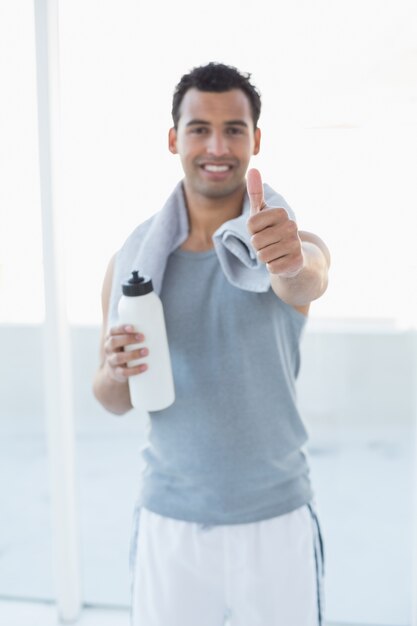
246,168,304,278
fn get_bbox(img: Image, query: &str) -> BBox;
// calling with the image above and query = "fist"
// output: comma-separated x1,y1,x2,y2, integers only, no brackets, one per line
103,325,149,382
246,169,304,278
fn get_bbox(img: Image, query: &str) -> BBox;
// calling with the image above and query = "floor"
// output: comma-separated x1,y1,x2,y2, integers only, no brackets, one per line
0,410,414,626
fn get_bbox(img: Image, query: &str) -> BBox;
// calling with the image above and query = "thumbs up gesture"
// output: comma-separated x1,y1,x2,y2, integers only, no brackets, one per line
246,169,304,278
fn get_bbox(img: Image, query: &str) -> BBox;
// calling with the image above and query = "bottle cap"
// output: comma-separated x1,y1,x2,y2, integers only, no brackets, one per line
122,270,153,296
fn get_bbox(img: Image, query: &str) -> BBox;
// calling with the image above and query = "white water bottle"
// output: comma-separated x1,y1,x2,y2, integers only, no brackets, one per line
117,270,175,411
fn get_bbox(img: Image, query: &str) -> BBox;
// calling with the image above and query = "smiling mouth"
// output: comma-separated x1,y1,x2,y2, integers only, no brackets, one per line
200,164,233,173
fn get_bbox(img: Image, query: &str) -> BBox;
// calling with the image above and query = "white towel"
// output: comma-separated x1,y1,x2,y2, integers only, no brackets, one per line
134,180,295,294
108,180,295,326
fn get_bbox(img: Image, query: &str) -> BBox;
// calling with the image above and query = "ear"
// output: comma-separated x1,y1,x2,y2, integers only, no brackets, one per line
253,127,261,155
168,127,178,154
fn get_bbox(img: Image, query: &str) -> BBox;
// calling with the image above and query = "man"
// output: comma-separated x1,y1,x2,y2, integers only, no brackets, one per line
93,62,330,626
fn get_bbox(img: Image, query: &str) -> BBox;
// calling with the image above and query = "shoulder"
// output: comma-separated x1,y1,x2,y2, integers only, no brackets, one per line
112,213,157,286
106,215,158,328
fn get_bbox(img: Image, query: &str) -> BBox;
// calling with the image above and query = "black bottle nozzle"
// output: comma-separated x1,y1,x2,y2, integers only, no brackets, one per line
122,270,153,296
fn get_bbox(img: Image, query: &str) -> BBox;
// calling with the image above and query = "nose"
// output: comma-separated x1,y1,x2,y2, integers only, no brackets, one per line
205,130,230,157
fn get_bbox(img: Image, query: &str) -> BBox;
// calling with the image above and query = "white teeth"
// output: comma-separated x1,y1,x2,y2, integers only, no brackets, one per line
203,164,230,172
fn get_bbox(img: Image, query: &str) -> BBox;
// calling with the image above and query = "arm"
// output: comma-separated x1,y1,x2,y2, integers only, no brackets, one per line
92,254,149,415
269,230,330,309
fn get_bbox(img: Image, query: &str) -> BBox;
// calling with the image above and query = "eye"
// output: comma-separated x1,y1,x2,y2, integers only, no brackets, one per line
226,126,244,135
190,126,209,135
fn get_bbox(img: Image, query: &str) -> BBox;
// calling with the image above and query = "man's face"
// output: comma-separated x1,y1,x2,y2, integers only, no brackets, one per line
169,88,261,200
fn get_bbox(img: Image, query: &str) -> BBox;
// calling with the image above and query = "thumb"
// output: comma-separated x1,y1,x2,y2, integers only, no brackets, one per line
247,168,265,215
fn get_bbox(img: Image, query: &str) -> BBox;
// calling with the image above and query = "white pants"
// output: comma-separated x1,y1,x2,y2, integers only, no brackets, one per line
130,504,324,626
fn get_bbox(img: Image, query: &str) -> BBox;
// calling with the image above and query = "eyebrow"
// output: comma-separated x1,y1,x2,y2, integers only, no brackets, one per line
186,119,249,128
225,120,248,127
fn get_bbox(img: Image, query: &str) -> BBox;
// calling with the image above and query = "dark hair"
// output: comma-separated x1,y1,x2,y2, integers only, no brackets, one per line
172,62,261,129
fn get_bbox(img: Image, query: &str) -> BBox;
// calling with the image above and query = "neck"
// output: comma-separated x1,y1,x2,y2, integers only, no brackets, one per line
181,181,246,249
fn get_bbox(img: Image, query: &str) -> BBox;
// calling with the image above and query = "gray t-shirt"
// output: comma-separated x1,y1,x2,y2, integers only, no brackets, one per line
138,247,313,524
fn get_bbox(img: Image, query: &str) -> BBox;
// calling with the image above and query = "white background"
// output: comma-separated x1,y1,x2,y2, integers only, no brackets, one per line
0,0,416,326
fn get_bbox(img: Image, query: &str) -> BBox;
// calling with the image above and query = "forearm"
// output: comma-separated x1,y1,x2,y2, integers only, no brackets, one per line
92,365,133,415
270,236,330,306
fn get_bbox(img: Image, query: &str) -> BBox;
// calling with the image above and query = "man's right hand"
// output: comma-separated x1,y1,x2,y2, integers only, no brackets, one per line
103,325,149,383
